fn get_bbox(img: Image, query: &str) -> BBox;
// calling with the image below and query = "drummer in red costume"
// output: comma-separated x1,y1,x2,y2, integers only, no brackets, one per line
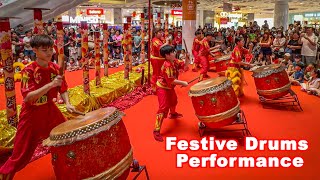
228,37,253,96
0,35,79,180
192,30,203,72
150,28,170,91
153,45,189,142
197,31,220,81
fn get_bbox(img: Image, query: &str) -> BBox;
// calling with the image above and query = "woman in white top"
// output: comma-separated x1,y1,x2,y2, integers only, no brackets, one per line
301,69,320,96
272,31,286,52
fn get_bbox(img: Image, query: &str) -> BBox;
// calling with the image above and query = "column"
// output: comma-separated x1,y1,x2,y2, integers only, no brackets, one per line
0,17,17,126
182,0,197,55
274,0,289,30
114,8,122,24
203,10,215,28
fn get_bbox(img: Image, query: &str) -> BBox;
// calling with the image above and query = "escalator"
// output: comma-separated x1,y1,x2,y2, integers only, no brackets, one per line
0,0,89,28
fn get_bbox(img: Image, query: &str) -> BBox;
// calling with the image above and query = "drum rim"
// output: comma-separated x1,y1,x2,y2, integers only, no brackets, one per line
43,107,124,147
257,83,291,96
215,54,231,62
189,77,232,97
252,64,285,78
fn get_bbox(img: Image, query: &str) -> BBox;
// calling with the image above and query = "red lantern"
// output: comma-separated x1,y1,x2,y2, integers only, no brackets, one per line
132,11,136,17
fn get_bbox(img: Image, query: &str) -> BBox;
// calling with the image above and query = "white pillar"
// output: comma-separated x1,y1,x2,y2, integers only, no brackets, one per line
274,0,289,30
182,0,197,55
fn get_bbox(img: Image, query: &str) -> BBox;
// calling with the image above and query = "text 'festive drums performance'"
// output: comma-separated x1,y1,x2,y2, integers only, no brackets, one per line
252,64,291,99
43,107,132,180
189,77,240,129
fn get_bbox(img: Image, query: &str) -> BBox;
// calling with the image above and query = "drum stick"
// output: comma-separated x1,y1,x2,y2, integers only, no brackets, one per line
180,76,200,88
188,76,200,84
73,110,86,116
183,39,191,68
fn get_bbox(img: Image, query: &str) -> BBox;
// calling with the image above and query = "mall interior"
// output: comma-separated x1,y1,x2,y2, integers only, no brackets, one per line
0,0,320,179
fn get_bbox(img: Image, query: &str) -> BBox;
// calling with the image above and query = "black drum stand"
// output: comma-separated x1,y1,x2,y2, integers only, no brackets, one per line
198,110,251,138
130,159,150,180
258,89,303,111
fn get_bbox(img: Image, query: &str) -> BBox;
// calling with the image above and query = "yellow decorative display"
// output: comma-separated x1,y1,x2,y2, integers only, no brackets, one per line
225,67,243,97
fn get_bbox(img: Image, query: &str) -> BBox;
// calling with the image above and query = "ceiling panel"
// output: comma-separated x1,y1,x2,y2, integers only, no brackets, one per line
85,0,320,14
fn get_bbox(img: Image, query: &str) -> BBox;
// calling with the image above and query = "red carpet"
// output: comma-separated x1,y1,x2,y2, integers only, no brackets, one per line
0,67,124,110
11,68,320,179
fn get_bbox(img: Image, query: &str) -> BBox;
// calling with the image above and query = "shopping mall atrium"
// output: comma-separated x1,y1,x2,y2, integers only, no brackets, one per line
0,0,319,179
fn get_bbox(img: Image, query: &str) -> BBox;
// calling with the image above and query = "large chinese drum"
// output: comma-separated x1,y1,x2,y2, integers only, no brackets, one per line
189,77,240,129
252,64,291,99
43,107,133,180
215,54,231,73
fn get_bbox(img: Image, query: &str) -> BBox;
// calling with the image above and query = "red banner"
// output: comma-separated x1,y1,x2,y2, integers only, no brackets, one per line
220,18,229,24
86,8,104,16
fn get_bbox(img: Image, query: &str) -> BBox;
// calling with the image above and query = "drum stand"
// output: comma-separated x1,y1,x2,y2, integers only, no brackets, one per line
130,159,150,180
258,89,303,111
198,110,251,138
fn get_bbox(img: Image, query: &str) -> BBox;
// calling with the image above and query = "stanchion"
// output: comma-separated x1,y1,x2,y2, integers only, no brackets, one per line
123,23,130,79
164,14,169,39
102,23,109,77
130,159,150,180
198,110,252,139
0,17,18,126
140,13,145,63
94,31,101,86
126,16,133,72
258,89,303,111
156,12,161,28
81,21,90,94
24,8,50,34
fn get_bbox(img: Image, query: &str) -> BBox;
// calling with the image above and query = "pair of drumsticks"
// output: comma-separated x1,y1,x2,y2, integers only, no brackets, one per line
58,60,86,116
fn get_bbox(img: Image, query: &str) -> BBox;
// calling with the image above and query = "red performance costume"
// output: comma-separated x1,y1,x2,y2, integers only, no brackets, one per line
150,37,165,89
192,37,202,70
227,45,251,96
154,58,184,141
197,37,211,81
0,62,67,177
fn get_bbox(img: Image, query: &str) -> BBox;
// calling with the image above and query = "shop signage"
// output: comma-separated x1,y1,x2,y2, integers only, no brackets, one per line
220,18,228,24
86,8,104,16
171,10,182,16
62,15,105,24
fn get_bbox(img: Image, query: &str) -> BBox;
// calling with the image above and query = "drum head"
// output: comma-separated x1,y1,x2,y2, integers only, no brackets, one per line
50,107,117,137
253,64,281,74
216,54,231,62
252,64,285,78
190,77,228,92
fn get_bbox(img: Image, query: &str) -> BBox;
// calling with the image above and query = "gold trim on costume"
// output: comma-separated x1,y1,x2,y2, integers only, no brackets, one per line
196,101,240,123
150,55,165,60
84,148,133,180
257,83,291,96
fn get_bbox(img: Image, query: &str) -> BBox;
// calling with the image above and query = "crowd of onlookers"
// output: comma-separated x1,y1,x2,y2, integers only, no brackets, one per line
192,21,320,97
3,20,320,97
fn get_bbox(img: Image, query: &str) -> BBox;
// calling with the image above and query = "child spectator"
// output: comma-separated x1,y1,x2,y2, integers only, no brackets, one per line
304,64,315,81
286,59,295,76
67,58,79,71
290,63,304,85
301,69,320,96
179,49,186,61
69,42,78,63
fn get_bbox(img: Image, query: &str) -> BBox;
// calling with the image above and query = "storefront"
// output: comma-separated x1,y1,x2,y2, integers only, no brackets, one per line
289,12,320,28
214,12,247,29
170,9,183,27
59,7,114,25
